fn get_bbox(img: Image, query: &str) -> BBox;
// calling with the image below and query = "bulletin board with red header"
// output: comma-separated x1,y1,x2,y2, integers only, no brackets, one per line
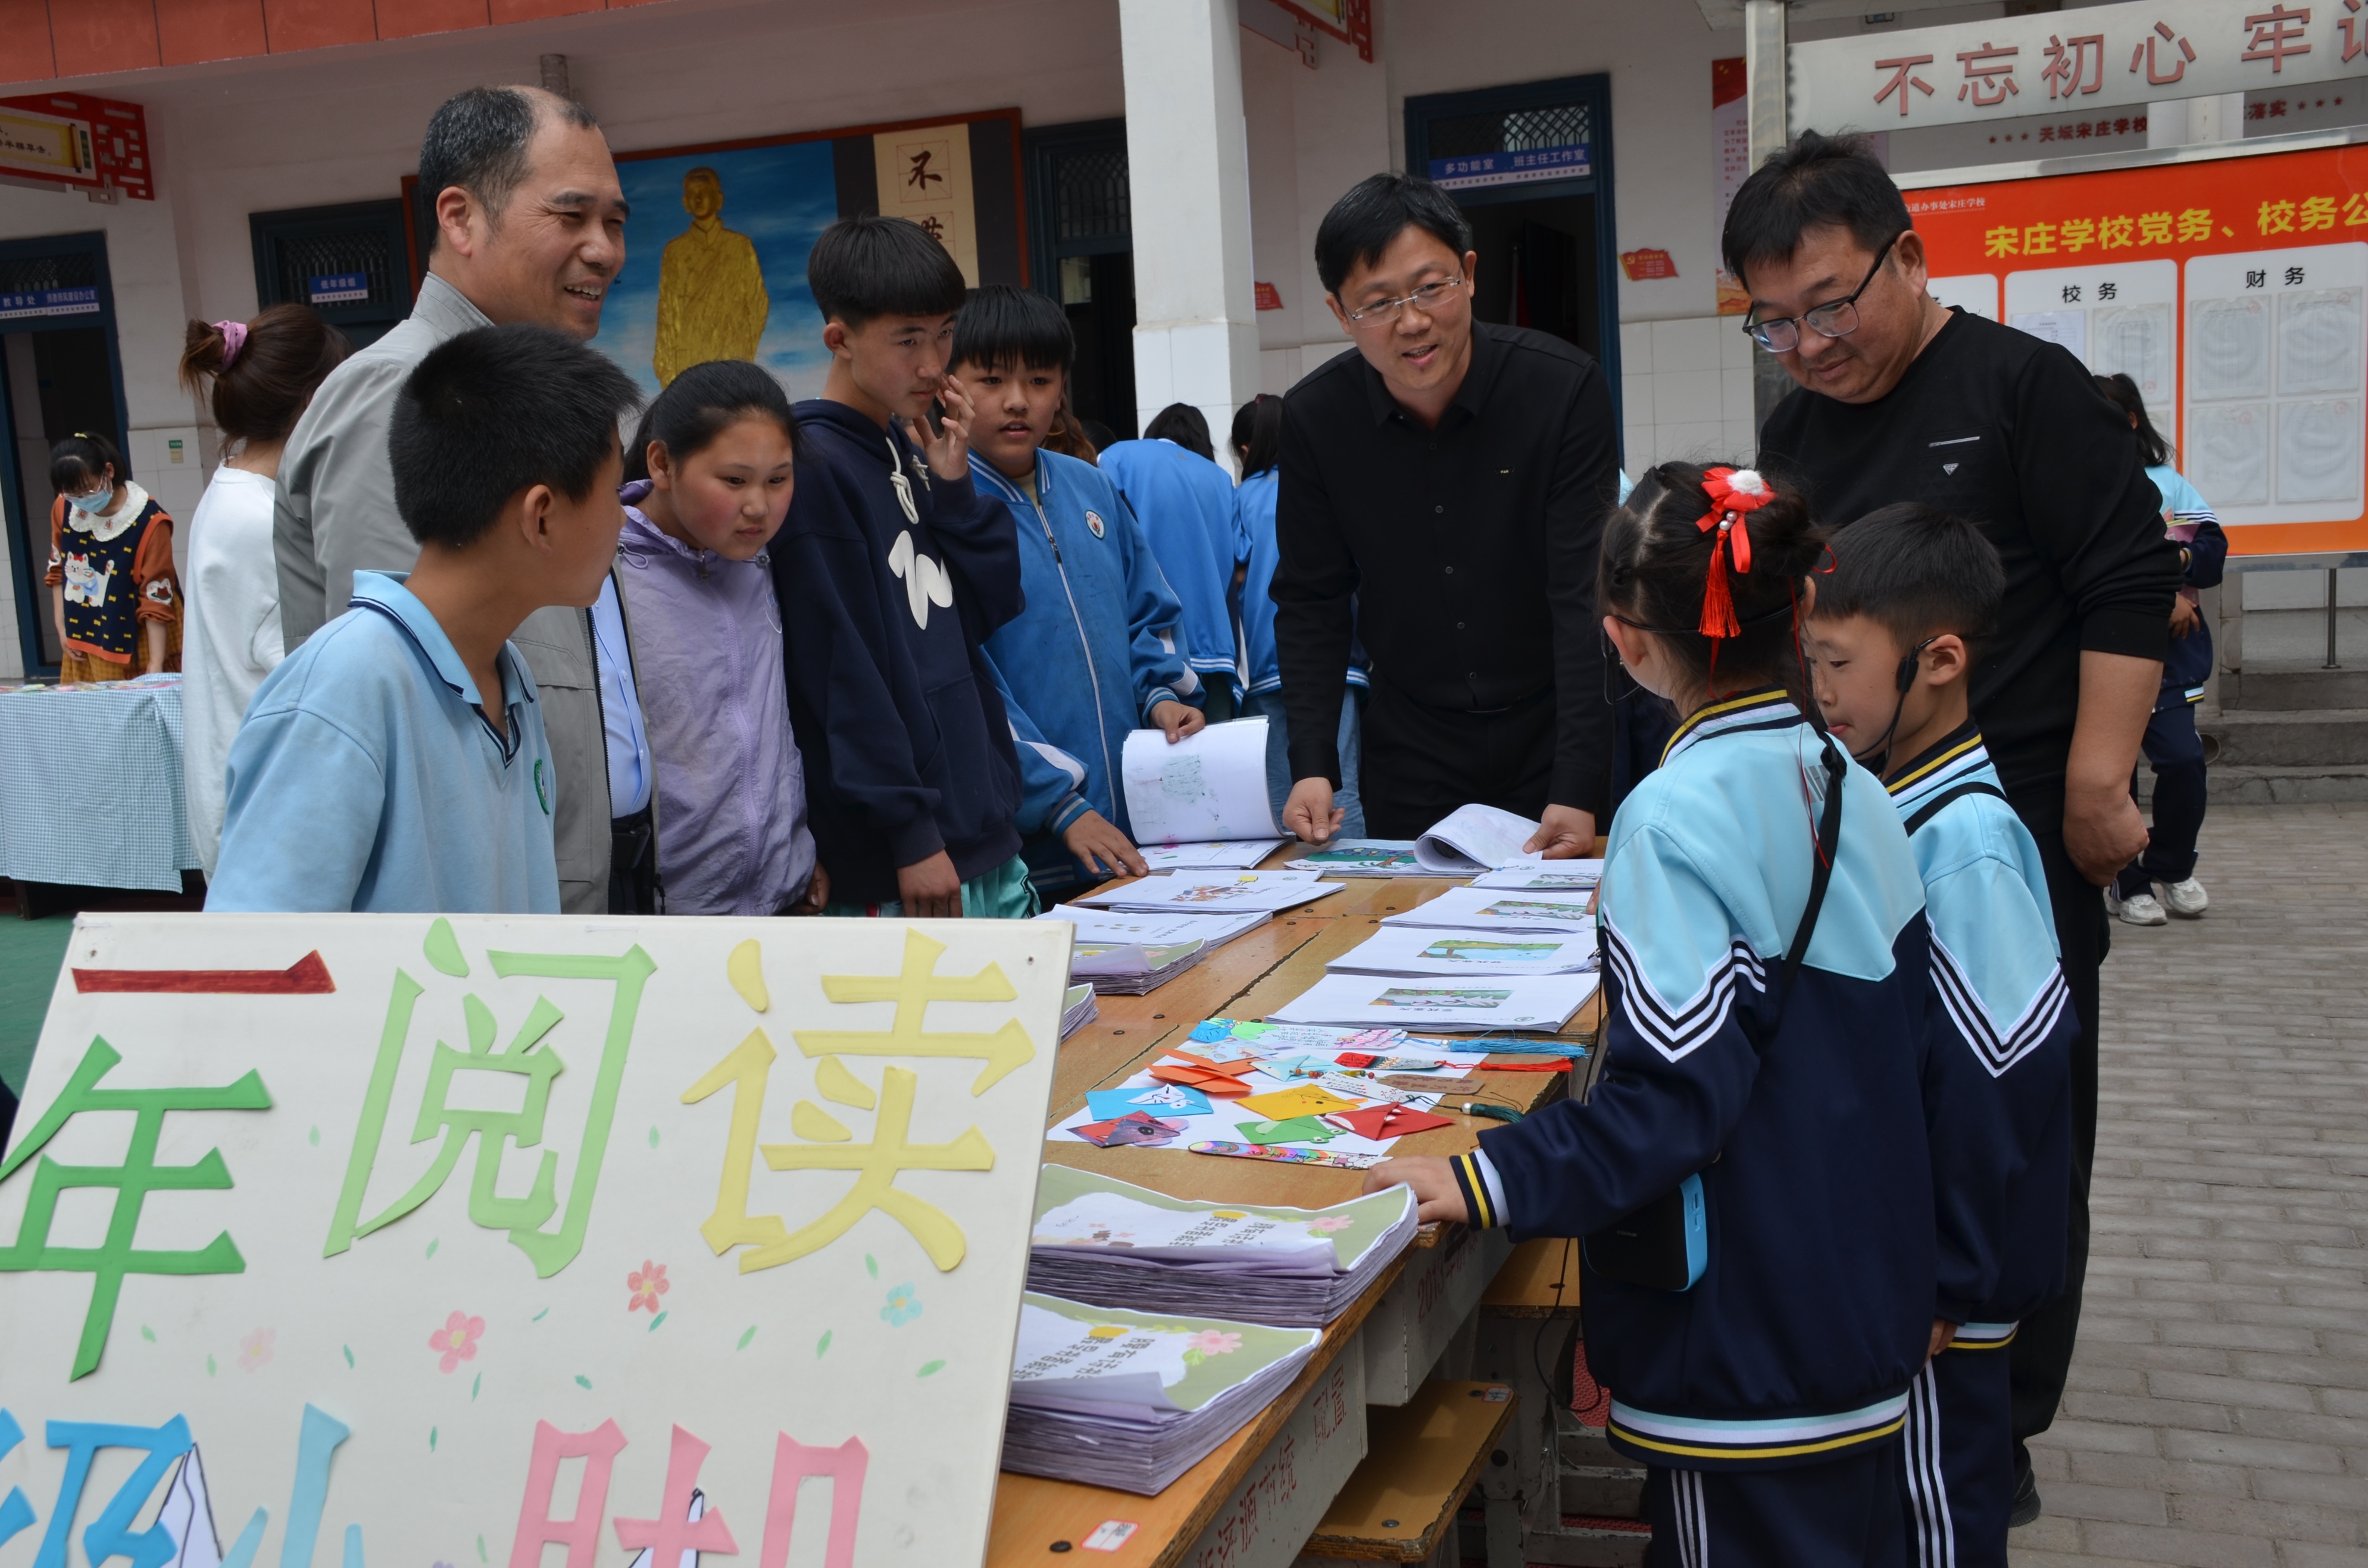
1906,139,2368,558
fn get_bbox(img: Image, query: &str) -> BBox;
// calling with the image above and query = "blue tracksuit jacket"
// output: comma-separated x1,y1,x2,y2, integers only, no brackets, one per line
1888,722,2075,1334
1454,689,1937,1472
771,399,1024,904
974,450,1197,849
1098,438,1243,689
1236,467,1367,700
2147,464,2227,709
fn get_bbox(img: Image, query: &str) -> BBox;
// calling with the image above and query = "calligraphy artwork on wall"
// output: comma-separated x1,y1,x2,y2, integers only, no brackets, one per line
0,913,1069,1567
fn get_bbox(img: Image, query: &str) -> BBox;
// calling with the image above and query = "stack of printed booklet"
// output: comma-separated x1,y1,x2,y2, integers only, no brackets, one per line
1002,1169,1416,1494
1041,872,1340,994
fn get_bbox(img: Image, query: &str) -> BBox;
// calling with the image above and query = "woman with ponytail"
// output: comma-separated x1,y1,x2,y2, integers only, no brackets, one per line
1369,462,1942,1562
177,305,350,873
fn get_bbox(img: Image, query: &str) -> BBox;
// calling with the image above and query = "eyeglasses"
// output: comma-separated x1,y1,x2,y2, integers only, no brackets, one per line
1343,275,1467,327
1741,232,1901,354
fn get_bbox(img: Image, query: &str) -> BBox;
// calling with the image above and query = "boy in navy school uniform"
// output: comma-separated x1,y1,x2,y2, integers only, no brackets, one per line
208,325,642,914
771,215,1032,918
949,283,1208,897
1806,503,2076,1564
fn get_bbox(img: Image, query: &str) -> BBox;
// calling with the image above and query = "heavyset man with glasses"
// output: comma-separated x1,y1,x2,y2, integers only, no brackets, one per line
1271,173,1620,849
1736,132,2181,1530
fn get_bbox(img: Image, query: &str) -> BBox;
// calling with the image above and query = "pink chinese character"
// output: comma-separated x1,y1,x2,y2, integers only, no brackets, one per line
2040,124,2057,141
2243,5,2314,72
2041,33,2107,97
1957,42,2021,106
2344,0,2365,63
2130,20,2198,84
1874,54,1937,116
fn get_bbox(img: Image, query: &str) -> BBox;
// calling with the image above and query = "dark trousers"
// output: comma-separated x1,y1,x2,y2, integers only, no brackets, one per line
2007,816,2108,1463
1359,674,1555,840
1200,676,1236,725
608,805,657,915
1645,1447,1905,1567
1901,1345,2016,1568
2116,703,2208,895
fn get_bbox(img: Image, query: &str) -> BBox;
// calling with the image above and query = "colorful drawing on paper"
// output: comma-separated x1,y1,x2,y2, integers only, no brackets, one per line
1372,988,1514,1011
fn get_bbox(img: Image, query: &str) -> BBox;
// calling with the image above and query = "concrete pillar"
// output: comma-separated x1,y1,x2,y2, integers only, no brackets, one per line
1119,0,1261,456
1744,0,1792,430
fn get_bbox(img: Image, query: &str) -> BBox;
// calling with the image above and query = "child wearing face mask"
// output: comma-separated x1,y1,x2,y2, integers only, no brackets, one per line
616,359,824,917
45,433,182,683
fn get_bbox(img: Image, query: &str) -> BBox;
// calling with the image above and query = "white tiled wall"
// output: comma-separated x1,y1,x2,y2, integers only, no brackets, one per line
1617,316,1760,474
122,424,208,579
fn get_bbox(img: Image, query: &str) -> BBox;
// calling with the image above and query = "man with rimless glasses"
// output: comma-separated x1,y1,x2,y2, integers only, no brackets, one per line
1270,173,1620,849
1739,131,2181,1532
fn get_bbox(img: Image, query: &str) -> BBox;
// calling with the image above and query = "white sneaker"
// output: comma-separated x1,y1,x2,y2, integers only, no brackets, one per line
2158,877,2210,918
2116,891,2169,926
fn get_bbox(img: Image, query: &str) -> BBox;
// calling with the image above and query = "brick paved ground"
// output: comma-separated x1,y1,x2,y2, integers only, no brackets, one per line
2011,801,2368,1567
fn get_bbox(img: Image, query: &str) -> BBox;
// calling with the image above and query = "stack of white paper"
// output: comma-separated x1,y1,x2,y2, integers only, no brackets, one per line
1284,839,1432,877
1472,859,1604,892
1041,905,1273,994
1121,719,1281,844
1413,803,1541,873
1069,940,1208,995
1266,970,1598,1032
1026,1167,1419,1328
1327,923,1597,978
1380,884,1597,936
1141,838,1286,871
1061,983,1099,1040
1072,871,1344,915
1001,1292,1323,1494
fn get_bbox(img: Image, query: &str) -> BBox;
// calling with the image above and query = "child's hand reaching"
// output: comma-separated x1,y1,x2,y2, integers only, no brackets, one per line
1062,811,1148,879
1362,1156,1470,1225
1151,698,1205,745
907,374,974,483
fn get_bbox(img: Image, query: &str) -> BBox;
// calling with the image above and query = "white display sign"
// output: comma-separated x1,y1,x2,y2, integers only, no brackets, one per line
0,913,1069,1568
1792,0,2368,136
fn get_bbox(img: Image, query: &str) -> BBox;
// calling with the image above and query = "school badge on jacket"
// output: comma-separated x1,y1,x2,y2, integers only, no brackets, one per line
1084,509,1106,539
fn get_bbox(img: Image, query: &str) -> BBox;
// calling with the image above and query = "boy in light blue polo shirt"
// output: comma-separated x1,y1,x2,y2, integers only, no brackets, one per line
208,325,642,914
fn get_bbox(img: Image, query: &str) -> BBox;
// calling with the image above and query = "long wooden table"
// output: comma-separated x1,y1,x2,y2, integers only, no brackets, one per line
988,851,1604,1568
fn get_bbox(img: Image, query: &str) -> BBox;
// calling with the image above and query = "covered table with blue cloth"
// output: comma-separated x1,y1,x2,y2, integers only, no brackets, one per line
0,674,199,894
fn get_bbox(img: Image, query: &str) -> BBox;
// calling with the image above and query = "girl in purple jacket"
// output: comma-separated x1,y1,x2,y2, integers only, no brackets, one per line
617,360,825,915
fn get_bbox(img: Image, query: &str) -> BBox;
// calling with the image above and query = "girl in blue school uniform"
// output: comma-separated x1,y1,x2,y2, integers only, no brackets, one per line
1369,463,1938,1566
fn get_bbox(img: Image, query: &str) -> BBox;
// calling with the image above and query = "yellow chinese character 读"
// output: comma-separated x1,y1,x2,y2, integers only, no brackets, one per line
2060,218,2097,252
2300,196,2338,231
2259,200,2298,236
2176,208,2214,242
2023,222,2058,255
2098,214,2135,250
2137,211,2175,246
1983,225,2020,258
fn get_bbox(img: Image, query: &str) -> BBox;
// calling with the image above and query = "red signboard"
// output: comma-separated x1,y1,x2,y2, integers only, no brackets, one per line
0,92,152,200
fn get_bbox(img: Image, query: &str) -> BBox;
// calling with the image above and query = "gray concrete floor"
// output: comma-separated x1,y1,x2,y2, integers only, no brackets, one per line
2013,802,2368,1566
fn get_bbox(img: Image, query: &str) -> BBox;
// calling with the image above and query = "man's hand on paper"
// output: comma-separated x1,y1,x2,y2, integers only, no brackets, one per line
1362,1155,1469,1225
1063,810,1149,879
1283,777,1345,846
1523,804,1597,860
1151,698,1205,745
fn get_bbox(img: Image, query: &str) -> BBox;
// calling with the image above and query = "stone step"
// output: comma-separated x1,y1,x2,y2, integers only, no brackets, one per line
2223,663,2368,710
1560,1463,1647,1516
2203,763,2368,804
2198,708,2368,767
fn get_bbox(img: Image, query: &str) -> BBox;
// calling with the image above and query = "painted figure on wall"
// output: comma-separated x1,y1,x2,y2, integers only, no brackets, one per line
654,165,770,385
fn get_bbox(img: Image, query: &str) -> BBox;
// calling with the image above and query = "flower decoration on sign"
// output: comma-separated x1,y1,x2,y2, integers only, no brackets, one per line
238,1328,276,1371
1184,1330,1243,1359
430,1311,485,1373
880,1282,923,1327
626,1260,670,1314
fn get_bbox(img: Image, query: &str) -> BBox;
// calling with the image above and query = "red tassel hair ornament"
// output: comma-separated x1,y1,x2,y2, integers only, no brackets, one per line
1691,467,1773,641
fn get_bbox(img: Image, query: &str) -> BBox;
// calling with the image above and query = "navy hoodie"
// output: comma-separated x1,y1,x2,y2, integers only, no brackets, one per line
772,399,1026,904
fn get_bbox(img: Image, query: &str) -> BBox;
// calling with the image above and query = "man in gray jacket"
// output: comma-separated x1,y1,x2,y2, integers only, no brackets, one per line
274,84,641,913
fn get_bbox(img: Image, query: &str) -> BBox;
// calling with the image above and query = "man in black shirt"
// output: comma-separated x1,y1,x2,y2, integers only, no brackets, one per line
1732,132,2181,1526
1272,174,1620,848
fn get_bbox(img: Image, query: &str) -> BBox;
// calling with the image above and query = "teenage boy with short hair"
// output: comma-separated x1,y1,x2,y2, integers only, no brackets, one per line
950,284,1206,896
773,215,1029,919
1807,503,2076,1567
209,324,642,913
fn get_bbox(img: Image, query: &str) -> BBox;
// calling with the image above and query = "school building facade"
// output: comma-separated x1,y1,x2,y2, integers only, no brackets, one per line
0,0,2360,683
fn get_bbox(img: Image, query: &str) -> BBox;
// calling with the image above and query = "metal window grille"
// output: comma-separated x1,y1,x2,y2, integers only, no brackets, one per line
0,253,99,295
272,229,400,308
1053,145,1131,245
1425,102,1591,160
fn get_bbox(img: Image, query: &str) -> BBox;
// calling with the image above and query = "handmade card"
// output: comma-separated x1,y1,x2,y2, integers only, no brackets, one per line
0,913,1069,1568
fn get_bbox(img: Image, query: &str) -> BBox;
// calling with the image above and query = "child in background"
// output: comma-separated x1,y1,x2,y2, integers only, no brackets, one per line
773,214,1030,919
177,307,352,874
1807,503,2076,1560
1099,404,1244,720
616,359,824,916
1368,465,1938,1562
208,325,641,913
1230,393,1366,836
2093,373,2226,925
45,433,180,683
951,285,1204,896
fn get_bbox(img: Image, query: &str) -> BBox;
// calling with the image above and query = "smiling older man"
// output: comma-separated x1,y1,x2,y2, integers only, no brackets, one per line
270,86,642,916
